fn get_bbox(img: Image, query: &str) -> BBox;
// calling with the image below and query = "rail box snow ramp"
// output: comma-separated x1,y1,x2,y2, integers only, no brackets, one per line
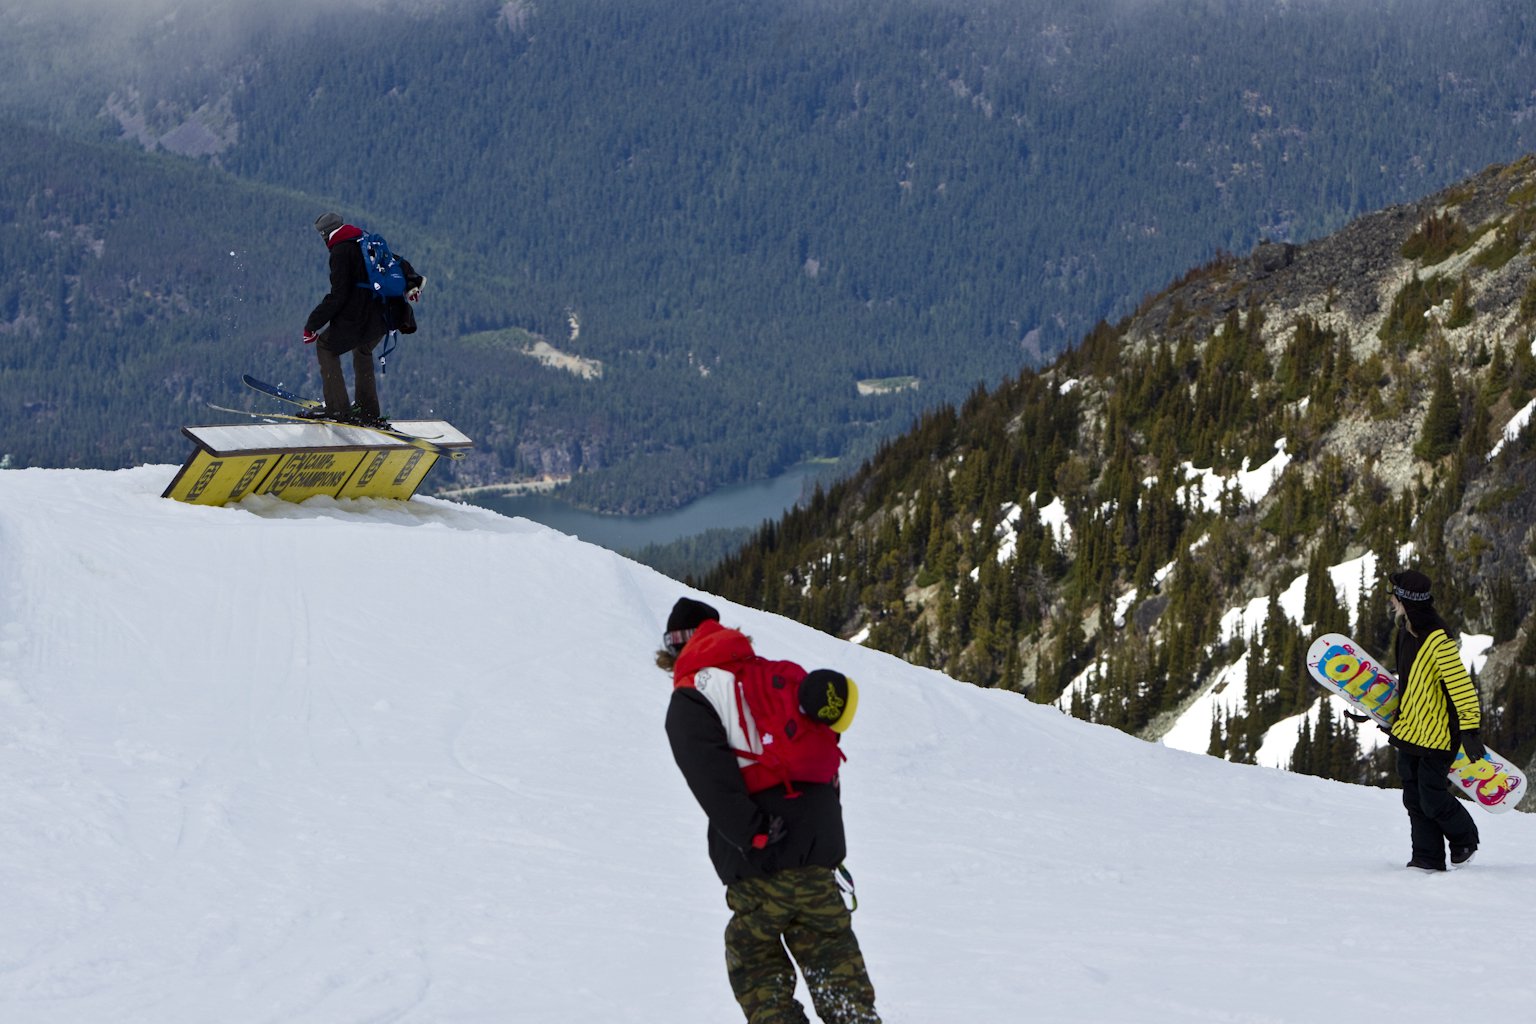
163,420,473,505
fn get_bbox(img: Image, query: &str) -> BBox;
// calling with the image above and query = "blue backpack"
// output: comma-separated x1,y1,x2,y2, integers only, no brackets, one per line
356,232,408,300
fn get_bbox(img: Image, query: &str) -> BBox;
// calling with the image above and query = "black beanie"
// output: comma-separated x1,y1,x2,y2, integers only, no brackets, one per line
663,597,719,654
666,597,719,635
1390,570,1433,604
315,211,344,236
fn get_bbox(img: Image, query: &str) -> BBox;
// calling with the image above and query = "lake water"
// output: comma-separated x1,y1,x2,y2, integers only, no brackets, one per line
467,463,829,553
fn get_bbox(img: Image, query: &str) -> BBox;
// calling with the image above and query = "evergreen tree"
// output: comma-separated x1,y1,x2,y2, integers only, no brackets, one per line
1414,363,1462,459
1446,274,1474,329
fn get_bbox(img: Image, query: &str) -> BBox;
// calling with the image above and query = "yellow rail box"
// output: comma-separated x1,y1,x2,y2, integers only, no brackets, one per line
164,420,473,506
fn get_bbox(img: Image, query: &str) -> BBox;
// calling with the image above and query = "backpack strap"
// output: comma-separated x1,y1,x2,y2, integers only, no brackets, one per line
378,328,398,375
836,863,858,911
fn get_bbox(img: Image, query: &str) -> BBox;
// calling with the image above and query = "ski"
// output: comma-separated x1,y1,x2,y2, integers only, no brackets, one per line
208,403,465,460
243,372,434,430
243,374,438,434
242,373,323,411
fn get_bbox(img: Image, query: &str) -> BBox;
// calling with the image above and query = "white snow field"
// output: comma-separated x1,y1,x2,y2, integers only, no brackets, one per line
0,466,1531,1023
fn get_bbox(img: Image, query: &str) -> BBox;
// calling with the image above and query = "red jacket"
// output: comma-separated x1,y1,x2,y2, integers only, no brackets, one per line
673,619,754,689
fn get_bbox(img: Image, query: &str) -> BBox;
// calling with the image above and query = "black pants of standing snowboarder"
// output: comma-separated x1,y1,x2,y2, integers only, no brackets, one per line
724,865,879,1024
316,336,382,421
1398,749,1478,868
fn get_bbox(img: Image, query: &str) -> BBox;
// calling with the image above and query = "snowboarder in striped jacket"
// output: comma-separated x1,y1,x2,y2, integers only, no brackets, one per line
1388,570,1483,871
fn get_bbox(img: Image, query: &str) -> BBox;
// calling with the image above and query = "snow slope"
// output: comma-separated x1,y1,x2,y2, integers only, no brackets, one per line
1,467,1532,1023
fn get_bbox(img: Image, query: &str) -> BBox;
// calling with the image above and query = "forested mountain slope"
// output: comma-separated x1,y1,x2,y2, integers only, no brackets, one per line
6,0,1536,512
705,154,1536,799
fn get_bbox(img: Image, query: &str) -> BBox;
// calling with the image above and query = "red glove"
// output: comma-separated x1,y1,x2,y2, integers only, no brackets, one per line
750,815,786,850
302,329,319,345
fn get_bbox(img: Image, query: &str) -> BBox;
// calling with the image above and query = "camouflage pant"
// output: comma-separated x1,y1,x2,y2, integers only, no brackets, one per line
723,866,880,1024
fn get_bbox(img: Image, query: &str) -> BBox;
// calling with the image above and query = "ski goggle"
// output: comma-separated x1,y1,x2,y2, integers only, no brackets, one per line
663,628,696,657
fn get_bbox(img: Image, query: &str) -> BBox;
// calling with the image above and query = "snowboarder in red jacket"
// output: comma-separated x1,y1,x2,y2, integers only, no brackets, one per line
658,596,879,1024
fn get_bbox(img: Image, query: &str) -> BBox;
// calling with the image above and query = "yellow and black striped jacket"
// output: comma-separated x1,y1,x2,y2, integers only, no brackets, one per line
1393,628,1481,753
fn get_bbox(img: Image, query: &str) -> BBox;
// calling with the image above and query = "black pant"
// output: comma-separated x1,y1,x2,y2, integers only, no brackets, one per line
1397,749,1478,866
316,337,381,417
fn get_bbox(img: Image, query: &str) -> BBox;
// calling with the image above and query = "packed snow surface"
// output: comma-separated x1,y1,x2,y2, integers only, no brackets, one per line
1,467,1532,1023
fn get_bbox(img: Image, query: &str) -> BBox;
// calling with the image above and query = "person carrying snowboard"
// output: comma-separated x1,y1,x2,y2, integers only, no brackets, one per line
301,212,423,428
657,596,880,1024
1387,570,1483,871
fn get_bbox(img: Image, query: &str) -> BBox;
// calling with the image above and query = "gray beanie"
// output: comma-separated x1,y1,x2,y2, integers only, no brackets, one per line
314,212,344,237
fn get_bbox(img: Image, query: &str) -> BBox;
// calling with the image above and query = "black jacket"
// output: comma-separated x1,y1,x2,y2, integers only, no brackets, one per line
666,686,847,885
305,225,422,354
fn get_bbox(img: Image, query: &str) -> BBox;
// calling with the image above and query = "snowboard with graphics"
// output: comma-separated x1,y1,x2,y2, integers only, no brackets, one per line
1306,632,1525,813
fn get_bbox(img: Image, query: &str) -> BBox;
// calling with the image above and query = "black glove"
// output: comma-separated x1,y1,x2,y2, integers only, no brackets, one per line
1460,731,1487,762
750,815,786,851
